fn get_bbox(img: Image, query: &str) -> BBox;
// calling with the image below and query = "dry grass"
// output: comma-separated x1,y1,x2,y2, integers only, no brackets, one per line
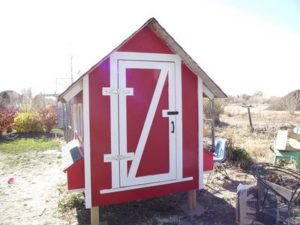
218,104,300,166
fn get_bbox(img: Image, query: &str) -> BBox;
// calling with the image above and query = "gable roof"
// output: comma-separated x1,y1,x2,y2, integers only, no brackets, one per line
59,18,227,102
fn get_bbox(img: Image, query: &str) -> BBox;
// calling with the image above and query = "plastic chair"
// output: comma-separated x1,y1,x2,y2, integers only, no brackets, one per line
213,138,227,163
206,138,228,181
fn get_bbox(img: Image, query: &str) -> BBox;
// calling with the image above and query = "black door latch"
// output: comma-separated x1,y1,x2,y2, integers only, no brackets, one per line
167,111,179,115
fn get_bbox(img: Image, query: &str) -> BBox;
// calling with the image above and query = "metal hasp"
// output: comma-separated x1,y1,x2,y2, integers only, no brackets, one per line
210,99,215,149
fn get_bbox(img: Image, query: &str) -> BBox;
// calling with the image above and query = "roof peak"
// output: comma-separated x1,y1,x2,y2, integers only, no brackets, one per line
59,18,226,101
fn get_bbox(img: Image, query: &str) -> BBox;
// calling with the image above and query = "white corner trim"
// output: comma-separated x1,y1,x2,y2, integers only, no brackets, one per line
83,75,92,208
198,77,204,190
174,55,183,181
100,177,193,194
62,79,83,102
203,85,214,100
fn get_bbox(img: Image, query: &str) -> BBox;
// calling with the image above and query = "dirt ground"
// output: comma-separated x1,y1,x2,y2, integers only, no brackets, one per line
0,105,299,225
0,148,255,225
0,149,65,225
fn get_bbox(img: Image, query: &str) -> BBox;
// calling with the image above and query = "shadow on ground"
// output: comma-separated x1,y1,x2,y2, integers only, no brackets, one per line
74,190,237,225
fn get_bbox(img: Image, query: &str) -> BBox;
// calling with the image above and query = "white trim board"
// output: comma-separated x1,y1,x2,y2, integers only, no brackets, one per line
83,75,92,208
198,77,204,190
62,80,83,102
100,177,193,194
203,85,214,100
103,52,120,189
110,51,181,62
174,53,183,180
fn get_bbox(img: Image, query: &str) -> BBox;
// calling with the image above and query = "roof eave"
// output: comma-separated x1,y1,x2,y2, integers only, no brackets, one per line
59,18,227,101
148,18,227,98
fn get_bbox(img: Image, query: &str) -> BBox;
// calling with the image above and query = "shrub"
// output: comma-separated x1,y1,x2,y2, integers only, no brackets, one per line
203,98,225,125
227,139,254,170
39,105,58,132
0,108,17,135
58,193,85,213
268,90,300,113
14,112,43,133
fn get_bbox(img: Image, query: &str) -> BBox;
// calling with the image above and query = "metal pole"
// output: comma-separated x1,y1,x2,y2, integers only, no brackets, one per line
247,107,253,132
70,56,74,83
242,105,254,132
211,99,215,149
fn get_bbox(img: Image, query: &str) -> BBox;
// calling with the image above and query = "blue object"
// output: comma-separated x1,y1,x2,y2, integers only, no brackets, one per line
213,138,227,163
294,126,300,135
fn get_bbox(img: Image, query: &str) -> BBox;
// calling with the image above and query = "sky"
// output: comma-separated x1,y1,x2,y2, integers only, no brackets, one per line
0,0,299,97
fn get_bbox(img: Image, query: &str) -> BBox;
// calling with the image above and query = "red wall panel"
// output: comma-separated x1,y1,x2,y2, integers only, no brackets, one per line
66,159,85,190
118,27,173,54
181,64,199,184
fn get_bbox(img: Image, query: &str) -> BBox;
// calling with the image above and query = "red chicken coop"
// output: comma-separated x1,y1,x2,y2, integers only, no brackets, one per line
59,18,226,212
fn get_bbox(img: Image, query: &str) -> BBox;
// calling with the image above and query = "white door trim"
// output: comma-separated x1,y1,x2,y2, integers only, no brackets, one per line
121,64,168,182
101,52,191,193
118,60,177,187
110,51,181,62
103,54,121,189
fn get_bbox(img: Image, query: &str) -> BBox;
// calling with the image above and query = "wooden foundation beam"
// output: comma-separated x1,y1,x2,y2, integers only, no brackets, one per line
187,190,197,210
91,207,99,225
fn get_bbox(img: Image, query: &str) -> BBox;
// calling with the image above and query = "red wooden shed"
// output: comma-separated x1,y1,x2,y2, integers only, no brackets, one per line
59,18,226,211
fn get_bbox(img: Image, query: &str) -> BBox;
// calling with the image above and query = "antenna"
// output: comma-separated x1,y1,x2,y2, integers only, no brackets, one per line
70,55,74,83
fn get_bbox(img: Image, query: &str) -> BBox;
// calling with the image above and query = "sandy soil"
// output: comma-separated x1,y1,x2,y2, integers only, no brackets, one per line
0,150,66,225
0,147,256,225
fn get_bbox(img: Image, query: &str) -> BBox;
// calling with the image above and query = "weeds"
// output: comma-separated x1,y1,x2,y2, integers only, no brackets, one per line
227,139,254,170
58,193,85,213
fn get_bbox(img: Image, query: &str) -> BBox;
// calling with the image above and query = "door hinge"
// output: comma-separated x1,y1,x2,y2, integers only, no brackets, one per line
102,87,134,96
104,153,134,162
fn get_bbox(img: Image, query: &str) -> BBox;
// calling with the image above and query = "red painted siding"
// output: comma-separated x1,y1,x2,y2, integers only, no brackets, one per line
182,64,199,186
204,148,214,172
66,159,85,190
118,27,173,54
